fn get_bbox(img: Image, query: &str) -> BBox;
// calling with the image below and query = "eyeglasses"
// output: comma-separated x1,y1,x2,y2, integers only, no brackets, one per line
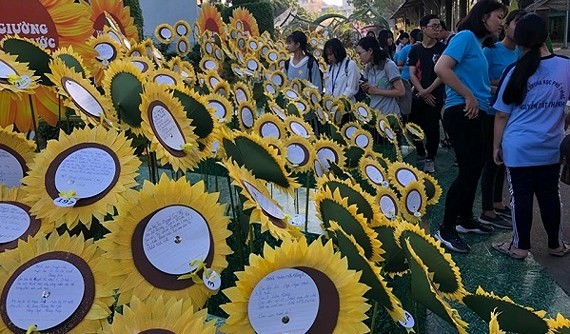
426,24,442,30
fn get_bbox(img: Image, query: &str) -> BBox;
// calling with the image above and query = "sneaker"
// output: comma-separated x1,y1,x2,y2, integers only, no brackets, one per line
424,159,435,174
456,218,494,234
479,214,512,230
434,227,471,253
417,154,426,163
495,206,512,219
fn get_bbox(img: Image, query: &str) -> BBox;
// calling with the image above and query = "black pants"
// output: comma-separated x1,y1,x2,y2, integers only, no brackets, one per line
442,105,484,227
480,114,506,211
409,98,443,160
506,164,562,250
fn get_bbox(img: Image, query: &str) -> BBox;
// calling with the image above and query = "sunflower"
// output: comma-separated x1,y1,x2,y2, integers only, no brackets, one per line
232,81,252,106
101,296,216,333
284,115,314,139
400,181,428,223
283,135,315,173
252,113,286,140
0,50,39,97
267,100,287,120
221,238,370,334
314,185,384,262
47,60,117,128
314,138,346,172
148,67,185,89
196,4,227,41
87,34,123,85
125,56,155,74
375,186,402,221
405,122,425,141
0,125,36,188
173,20,192,37
205,93,233,123
387,161,423,192
351,129,374,151
0,232,115,333
358,156,390,190
0,185,51,252
490,310,507,334
89,0,139,41
229,7,260,37
140,83,201,172
176,36,191,57
237,101,257,131
22,127,140,229
51,46,92,79
155,23,175,44
224,160,303,241
547,313,570,333
213,79,231,97
97,176,232,306
167,57,196,86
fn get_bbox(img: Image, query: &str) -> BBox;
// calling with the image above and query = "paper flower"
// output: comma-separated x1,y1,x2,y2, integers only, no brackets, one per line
282,135,315,173
221,238,370,334
97,176,232,307
229,7,260,36
89,0,139,42
196,4,227,41
252,113,287,140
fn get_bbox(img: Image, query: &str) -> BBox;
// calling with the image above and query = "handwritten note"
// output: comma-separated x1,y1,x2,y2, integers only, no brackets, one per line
241,182,286,220
0,60,17,78
151,105,185,151
64,80,104,117
94,43,114,61
289,122,309,138
287,144,308,166
355,134,369,148
143,205,211,275
241,108,254,128
365,165,384,185
54,147,117,199
260,123,280,138
316,148,336,170
248,268,319,334
344,126,357,139
0,203,30,243
6,259,85,331
0,149,24,188
208,101,227,120
396,169,417,187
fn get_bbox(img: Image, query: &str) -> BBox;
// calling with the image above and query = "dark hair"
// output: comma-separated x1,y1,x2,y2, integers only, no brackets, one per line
505,8,527,26
457,0,507,38
410,28,422,42
323,38,347,65
420,14,440,27
286,30,308,51
502,14,548,105
366,30,376,38
377,30,396,58
440,21,448,31
356,36,388,66
397,32,409,42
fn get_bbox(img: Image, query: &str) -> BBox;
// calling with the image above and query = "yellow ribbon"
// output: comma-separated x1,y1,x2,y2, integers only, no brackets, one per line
26,325,39,334
7,74,21,85
58,190,76,200
180,143,194,154
284,213,292,224
177,259,205,284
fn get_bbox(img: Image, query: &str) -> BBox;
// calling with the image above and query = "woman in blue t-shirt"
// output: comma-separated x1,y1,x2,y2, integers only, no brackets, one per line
492,14,570,259
433,0,506,253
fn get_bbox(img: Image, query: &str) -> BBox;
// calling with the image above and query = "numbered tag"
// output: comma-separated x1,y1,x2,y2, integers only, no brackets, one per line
202,268,221,291
289,214,305,227
53,197,77,208
15,76,31,89
398,310,415,329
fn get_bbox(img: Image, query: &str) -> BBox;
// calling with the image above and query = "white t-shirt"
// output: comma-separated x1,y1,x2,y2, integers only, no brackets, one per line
324,58,360,100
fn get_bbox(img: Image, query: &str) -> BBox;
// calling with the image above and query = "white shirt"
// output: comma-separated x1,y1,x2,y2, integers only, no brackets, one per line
324,58,360,100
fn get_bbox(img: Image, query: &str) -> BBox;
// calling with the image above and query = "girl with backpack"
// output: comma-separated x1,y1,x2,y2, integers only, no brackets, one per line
284,31,323,92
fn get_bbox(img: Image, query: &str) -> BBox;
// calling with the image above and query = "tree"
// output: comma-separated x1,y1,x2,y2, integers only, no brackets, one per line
349,0,401,21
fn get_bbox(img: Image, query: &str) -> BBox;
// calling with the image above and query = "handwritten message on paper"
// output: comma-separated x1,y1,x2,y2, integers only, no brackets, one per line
143,205,210,275
54,147,116,199
0,148,24,188
241,182,286,220
64,80,103,117
151,105,185,151
6,260,85,331
248,268,320,334
0,203,30,243
365,165,384,185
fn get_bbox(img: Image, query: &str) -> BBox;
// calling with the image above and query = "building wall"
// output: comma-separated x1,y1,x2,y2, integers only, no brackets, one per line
139,0,199,39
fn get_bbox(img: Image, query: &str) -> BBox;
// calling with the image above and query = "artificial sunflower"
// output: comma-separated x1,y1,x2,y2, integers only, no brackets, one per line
420,171,443,206
89,0,139,41
314,185,384,262
314,138,346,172
354,102,373,123
87,34,123,85
140,83,201,172
47,59,117,128
0,125,36,188
22,127,140,229
375,186,402,221
224,160,303,241
387,161,423,192
221,238,370,334
213,79,231,97
405,122,425,141
232,81,253,106
98,176,232,306
176,36,191,57
370,219,409,277
547,313,570,333
196,4,227,41
155,23,175,44
252,113,286,140
340,121,360,140
173,20,192,37
246,38,261,53
0,185,48,252
125,56,155,74
399,181,428,223
490,310,507,334
51,46,92,78
149,67,185,89
0,232,115,333
267,100,287,120
0,50,39,97
284,115,314,139
205,93,233,123
230,7,260,36
268,70,287,88
351,129,374,151
283,135,315,173
101,296,216,333
201,70,223,90
358,156,390,190
237,101,257,131
167,57,196,85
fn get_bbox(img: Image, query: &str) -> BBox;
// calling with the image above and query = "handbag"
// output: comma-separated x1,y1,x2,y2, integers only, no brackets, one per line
560,134,570,185
398,79,413,115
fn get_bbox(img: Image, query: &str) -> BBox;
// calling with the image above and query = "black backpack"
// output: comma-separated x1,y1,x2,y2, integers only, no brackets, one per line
284,54,323,85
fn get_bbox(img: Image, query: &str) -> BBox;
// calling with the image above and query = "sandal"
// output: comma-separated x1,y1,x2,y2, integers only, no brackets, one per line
492,241,527,260
548,241,570,257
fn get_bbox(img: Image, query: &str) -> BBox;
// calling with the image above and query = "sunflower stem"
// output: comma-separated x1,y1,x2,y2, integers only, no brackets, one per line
370,301,379,333
58,95,62,124
27,95,40,152
304,171,311,233
146,144,157,184
248,223,255,253
227,176,245,268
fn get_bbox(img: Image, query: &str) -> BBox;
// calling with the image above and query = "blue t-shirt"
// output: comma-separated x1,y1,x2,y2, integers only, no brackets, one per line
442,30,491,111
483,42,521,115
493,55,570,167
395,44,412,80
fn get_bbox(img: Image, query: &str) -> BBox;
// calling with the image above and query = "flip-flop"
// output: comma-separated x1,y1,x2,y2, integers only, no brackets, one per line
492,241,527,260
548,241,570,257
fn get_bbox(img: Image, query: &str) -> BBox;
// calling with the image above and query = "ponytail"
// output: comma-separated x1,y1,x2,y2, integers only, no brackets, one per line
502,47,541,105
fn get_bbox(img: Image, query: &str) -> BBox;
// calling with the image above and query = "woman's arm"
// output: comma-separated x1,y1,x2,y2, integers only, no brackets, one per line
493,112,509,165
434,55,478,119
341,60,360,98
367,79,405,97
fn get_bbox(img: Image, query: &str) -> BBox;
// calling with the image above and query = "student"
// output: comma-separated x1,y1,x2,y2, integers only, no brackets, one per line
408,15,446,174
322,38,360,100
479,9,527,229
395,31,410,53
284,30,322,92
377,30,396,60
355,37,405,115
433,0,506,253
492,14,570,259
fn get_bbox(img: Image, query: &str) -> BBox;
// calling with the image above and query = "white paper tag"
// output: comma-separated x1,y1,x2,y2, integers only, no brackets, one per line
0,148,25,188
0,203,31,243
15,75,30,89
151,104,185,150
398,310,415,329
289,214,305,227
202,268,221,291
53,197,77,208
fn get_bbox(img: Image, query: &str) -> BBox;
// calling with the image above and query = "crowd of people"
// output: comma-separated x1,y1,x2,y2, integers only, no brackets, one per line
282,0,570,257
